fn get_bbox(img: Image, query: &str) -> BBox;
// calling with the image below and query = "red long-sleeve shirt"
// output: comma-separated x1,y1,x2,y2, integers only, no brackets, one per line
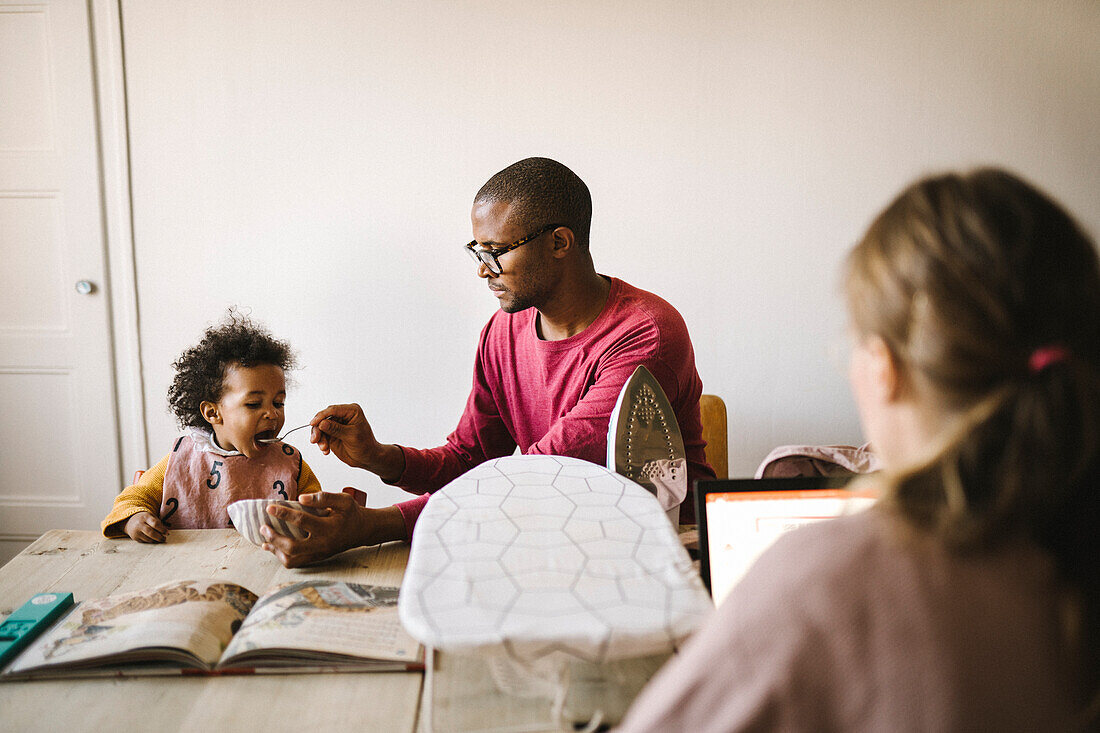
394,277,714,537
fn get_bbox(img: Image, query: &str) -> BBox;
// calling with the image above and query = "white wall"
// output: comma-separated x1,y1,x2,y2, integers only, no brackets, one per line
121,0,1100,506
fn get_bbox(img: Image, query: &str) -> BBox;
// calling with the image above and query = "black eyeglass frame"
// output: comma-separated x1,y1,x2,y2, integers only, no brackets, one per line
464,223,564,275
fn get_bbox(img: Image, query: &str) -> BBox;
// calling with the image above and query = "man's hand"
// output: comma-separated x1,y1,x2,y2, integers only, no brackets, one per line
310,403,405,481
260,490,407,568
124,511,168,543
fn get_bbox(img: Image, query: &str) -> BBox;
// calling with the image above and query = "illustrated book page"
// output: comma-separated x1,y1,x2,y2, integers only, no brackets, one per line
1,579,422,680
3,579,254,677
219,580,422,669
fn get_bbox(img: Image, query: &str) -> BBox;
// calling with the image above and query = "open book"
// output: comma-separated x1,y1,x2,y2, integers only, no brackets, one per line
0,579,423,680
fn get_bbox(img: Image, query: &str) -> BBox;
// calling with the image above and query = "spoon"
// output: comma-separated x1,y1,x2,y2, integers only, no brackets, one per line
258,417,344,443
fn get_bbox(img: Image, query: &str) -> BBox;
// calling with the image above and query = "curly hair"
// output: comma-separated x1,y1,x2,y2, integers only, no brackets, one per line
167,311,297,429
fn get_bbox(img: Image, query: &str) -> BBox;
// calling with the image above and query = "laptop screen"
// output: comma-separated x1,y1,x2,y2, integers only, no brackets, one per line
694,477,876,606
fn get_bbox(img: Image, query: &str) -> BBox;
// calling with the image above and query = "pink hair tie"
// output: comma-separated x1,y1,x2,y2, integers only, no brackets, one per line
1028,345,1069,374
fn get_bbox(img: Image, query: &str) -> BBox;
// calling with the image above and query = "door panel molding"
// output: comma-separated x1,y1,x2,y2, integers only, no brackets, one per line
92,0,149,475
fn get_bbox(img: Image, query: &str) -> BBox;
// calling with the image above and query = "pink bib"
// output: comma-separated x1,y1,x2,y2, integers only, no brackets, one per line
161,434,303,529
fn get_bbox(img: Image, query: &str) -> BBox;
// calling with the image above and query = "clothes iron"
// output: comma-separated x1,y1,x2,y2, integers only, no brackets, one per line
606,365,688,525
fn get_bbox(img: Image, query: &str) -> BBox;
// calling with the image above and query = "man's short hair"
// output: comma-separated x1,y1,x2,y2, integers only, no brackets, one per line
475,157,592,250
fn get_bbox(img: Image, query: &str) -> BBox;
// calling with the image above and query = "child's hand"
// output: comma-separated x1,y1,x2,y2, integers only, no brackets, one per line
124,511,168,543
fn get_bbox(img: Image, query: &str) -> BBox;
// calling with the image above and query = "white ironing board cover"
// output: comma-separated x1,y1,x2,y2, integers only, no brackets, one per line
398,455,711,665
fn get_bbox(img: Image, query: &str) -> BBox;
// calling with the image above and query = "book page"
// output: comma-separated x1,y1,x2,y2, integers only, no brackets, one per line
219,581,421,667
6,579,257,675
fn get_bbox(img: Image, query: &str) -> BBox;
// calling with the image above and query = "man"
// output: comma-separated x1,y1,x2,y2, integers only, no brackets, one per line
262,158,714,567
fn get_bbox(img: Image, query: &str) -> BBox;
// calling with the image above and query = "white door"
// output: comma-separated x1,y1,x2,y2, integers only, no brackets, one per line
0,0,122,544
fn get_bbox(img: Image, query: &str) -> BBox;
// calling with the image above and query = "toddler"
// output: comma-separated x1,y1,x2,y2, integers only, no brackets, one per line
103,312,322,542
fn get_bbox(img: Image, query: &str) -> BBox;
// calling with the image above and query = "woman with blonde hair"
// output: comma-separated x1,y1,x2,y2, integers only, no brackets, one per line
619,169,1100,731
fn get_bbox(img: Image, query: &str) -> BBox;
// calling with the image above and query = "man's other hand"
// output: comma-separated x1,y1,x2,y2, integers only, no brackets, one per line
260,490,406,568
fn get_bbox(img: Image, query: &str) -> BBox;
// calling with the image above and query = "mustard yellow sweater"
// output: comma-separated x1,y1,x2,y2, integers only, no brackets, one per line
102,452,322,538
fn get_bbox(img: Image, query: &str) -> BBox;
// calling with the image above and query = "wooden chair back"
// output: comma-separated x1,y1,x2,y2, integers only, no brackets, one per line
699,394,728,479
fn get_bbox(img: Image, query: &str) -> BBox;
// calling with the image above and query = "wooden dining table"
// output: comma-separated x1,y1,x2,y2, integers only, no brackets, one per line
0,530,671,732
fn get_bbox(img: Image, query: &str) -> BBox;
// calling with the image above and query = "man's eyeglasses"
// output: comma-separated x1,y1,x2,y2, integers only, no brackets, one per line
464,223,562,276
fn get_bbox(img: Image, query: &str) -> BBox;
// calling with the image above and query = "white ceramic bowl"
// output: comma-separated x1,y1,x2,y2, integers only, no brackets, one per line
227,498,325,546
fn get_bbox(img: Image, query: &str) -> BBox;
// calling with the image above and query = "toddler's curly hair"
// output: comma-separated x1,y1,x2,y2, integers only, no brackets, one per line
167,311,297,429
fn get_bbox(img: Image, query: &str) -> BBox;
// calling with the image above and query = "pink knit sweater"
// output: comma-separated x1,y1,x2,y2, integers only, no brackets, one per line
619,506,1081,732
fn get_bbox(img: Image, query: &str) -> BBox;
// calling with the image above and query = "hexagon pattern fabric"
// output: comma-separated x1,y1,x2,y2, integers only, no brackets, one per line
398,455,712,667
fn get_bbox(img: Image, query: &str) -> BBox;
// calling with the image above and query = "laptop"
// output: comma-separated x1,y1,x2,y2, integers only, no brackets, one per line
694,477,876,606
